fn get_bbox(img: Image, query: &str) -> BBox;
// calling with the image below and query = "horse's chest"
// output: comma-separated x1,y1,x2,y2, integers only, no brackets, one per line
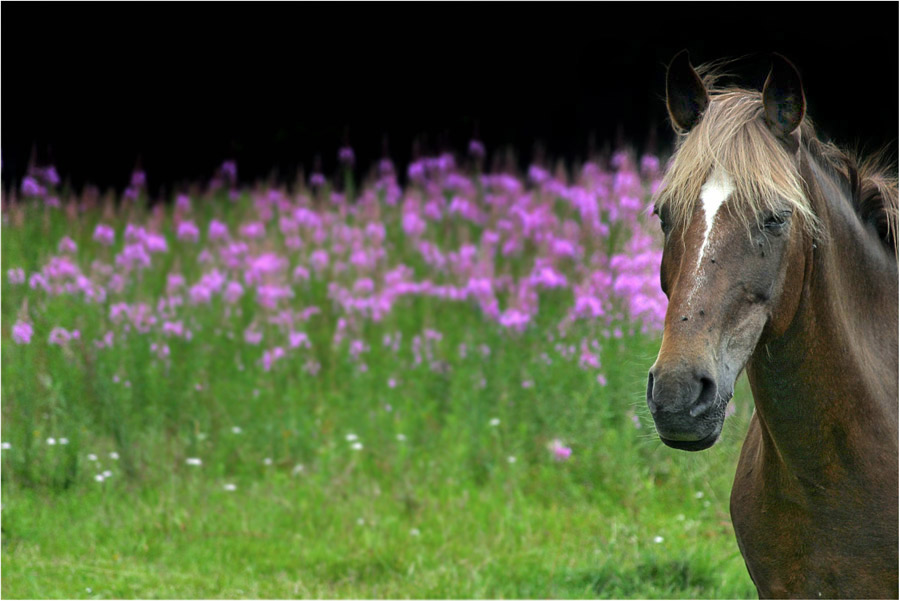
730,475,818,597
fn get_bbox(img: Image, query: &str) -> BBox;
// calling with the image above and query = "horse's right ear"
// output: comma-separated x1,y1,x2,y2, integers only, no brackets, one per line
762,54,806,138
666,50,709,132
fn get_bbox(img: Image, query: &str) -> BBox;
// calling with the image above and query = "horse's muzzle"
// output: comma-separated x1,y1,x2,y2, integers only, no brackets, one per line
646,367,722,451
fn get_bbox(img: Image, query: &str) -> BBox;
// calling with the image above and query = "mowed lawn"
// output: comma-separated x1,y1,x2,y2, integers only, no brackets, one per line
1,153,757,598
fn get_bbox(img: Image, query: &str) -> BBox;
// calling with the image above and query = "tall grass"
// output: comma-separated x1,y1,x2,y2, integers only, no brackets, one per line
1,149,756,598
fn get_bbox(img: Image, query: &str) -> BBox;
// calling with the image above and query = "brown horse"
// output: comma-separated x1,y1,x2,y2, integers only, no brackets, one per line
646,51,898,599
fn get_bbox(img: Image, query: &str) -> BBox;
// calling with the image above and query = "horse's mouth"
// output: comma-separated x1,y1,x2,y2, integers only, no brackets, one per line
659,430,720,452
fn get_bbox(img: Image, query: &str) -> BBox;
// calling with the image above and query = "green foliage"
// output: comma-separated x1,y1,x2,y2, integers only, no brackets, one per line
1,196,756,599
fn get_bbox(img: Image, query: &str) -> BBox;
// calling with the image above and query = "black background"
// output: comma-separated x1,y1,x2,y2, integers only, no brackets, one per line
3,3,898,199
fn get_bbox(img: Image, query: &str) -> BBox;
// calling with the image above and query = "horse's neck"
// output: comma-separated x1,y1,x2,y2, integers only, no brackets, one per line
746,151,899,480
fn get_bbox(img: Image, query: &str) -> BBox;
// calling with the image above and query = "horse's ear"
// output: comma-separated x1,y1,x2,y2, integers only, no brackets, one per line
666,50,709,132
762,54,806,137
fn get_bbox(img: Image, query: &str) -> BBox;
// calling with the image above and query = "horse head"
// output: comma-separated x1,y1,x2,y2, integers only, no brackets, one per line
647,51,814,451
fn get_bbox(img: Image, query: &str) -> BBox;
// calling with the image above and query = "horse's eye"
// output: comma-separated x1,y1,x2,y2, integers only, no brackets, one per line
653,206,671,233
763,210,792,233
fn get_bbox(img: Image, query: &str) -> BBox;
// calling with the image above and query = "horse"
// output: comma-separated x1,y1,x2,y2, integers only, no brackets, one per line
645,51,899,599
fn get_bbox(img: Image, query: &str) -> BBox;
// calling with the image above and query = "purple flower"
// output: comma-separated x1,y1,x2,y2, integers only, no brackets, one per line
130,170,146,187
93,224,115,246
640,154,661,174
33,166,60,186
402,211,426,237
407,161,426,182
12,320,33,345
240,222,266,239
177,220,200,243
175,194,192,211
21,176,45,197
189,283,213,305
244,328,263,345
124,224,146,244
167,273,186,292
208,220,230,241
528,165,550,184
338,146,355,166
162,320,185,338
48,327,78,346
115,243,151,271
378,159,394,176
499,308,531,332
310,173,326,188
468,139,486,159
293,265,310,282
255,284,294,309
549,439,572,461
7,268,25,285
220,160,238,184
261,346,286,371
224,281,244,304
310,249,329,272
144,233,168,253
289,331,311,349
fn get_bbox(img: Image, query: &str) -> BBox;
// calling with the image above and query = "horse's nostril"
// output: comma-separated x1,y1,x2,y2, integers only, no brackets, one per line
647,372,658,414
690,376,717,417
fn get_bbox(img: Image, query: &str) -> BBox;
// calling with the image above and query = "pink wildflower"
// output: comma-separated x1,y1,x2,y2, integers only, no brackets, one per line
177,220,200,242
48,327,77,346
12,320,33,344
93,224,115,246
549,439,572,461
244,328,263,345
58,236,78,254
208,220,230,241
7,268,25,285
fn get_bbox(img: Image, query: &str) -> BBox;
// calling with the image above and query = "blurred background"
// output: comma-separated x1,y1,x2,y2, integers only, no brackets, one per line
3,3,897,199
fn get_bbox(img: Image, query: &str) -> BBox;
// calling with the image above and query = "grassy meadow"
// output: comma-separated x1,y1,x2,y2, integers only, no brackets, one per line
1,150,757,598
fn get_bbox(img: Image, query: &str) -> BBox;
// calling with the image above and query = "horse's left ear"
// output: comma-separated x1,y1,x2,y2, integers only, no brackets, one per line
762,54,806,137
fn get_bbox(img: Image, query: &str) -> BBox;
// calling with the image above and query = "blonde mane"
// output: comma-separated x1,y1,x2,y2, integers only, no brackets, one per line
655,66,821,238
655,62,899,259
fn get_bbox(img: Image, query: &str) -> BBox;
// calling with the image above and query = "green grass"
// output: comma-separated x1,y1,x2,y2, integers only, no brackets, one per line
1,192,757,599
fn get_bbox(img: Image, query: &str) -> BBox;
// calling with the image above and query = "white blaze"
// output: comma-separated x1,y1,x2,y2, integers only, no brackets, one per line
685,167,734,308
696,167,734,270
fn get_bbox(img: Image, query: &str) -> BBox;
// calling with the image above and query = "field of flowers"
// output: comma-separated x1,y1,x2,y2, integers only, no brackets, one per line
1,144,756,598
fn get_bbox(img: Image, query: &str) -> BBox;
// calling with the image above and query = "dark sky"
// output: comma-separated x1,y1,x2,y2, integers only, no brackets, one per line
3,3,898,199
